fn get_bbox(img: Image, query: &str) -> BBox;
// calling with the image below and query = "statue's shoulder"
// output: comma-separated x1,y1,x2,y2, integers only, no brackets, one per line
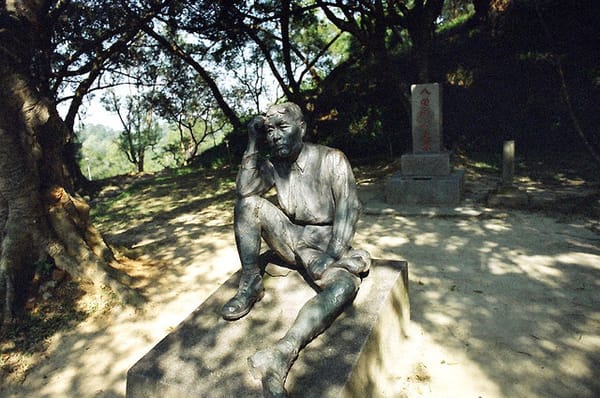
303,143,350,171
305,142,343,157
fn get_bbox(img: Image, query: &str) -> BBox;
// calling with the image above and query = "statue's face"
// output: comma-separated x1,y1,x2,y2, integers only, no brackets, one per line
264,111,305,159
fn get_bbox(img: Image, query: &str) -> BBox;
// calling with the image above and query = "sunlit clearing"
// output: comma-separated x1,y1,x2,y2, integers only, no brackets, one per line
414,232,440,246
559,351,594,378
444,235,469,252
482,219,511,232
555,252,600,271
513,254,562,283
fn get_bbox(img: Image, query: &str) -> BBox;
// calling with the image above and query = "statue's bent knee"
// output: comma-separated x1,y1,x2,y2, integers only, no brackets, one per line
235,195,263,214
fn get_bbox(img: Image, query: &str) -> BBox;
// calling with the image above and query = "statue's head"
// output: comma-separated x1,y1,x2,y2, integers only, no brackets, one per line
264,102,306,160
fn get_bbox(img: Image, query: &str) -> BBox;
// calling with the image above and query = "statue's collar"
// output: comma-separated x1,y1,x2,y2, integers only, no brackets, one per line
274,143,307,173
293,143,308,173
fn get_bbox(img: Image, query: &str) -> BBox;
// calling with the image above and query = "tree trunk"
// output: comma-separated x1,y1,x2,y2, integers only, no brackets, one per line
138,151,145,173
0,67,141,328
411,28,433,83
403,0,445,83
0,4,141,329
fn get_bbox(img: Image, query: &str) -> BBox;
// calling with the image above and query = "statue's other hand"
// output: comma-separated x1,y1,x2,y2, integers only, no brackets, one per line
308,253,335,280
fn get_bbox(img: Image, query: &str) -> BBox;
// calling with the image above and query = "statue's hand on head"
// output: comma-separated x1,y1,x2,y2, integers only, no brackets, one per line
247,116,266,144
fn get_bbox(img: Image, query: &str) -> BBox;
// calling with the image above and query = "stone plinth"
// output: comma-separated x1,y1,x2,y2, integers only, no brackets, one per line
400,152,451,176
385,170,465,206
126,259,409,398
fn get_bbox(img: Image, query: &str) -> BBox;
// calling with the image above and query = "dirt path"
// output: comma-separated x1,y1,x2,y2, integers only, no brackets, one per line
356,209,600,397
1,166,599,397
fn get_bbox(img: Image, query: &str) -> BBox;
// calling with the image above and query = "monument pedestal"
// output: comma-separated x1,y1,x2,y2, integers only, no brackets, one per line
126,259,409,398
400,152,451,176
385,169,465,205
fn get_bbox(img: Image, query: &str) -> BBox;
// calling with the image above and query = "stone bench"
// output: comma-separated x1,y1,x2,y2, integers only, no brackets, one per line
126,259,409,398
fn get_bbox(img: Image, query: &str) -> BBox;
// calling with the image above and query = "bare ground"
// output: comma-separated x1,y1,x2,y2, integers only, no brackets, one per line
1,154,599,397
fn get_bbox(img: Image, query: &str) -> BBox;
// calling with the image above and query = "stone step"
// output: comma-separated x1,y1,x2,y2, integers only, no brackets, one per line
126,259,409,398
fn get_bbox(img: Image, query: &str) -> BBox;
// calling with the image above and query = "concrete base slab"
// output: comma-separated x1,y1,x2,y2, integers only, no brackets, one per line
385,169,465,205
487,186,529,208
126,260,409,398
401,152,451,176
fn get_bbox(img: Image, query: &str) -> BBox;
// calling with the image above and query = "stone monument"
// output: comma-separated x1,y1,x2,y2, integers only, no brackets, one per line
385,83,465,205
502,140,515,186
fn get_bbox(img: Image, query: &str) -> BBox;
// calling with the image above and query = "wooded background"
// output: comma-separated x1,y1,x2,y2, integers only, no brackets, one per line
1,0,598,328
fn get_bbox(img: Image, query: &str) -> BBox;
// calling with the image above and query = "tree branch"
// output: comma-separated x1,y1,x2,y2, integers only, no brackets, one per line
140,25,242,130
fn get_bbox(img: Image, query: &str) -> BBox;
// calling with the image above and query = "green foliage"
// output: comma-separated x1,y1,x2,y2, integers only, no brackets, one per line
50,1,139,100
436,5,476,33
101,88,162,173
311,52,412,159
60,0,599,175
77,124,135,179
147,50,231,167
435,0,600,154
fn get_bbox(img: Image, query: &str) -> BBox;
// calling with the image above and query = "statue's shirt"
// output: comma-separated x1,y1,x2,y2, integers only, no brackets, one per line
237,143,361,258
238,143,354,223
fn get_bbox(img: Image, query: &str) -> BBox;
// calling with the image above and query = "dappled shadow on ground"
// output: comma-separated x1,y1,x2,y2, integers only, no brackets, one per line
95,167,239,302
1,169,242,398
2,159,599,398
354,209,600,397
23,206,596,398
457,152,600,223
0,280,91,384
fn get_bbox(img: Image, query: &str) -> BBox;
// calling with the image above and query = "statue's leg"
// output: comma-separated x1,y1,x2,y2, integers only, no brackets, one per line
248,267,360,397
222,196,300,321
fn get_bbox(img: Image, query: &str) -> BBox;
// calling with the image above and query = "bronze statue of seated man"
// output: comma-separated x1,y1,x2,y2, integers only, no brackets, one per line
221,102,371,397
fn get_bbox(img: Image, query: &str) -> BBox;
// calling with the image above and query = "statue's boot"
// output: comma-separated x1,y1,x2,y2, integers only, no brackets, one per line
221,270,264,320
248,339,298,398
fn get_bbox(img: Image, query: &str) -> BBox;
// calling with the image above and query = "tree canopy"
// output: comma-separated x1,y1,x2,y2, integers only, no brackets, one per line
4,0,594,167
63,0,600,165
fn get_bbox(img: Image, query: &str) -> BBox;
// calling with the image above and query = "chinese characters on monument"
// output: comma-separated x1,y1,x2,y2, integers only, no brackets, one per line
411,83,443,154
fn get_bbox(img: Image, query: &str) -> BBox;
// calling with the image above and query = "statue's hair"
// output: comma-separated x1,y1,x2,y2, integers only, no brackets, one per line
265,102,304,124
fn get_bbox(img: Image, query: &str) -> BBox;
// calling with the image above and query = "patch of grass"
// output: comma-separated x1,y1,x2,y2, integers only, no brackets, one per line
91,166,237,230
